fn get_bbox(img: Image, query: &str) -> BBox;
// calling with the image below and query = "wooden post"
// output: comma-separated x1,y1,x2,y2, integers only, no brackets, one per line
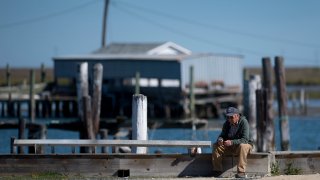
54,100,60,117
274,56,290,151
76,62,89,120
92,63,103,136
242,68,250,119
40,63,46,83
189,66,195,119
62,100,70,117
7,93,14,117
256,89,267,152
135,71,140,95
18,117,26,154
77,63,88,152
248,75,261,150
29,69,35,122
42,95,51,118
299,89,307,115
28,124,47,154
262,57,275,151
10,137,16,154
291,92,297,115
132,94,148,154
1,101,4,117
17,101,21,117
35,100,40,118
99,129,108,153
6,64,11,87
83,96,95,140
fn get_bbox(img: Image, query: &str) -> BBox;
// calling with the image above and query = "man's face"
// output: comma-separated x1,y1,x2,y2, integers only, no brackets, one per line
227,114,239,125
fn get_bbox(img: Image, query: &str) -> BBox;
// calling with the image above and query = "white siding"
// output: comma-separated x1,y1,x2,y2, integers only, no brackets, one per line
181,54,243,91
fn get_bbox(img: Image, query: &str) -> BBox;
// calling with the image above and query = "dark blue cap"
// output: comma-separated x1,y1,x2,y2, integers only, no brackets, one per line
225,107,239,116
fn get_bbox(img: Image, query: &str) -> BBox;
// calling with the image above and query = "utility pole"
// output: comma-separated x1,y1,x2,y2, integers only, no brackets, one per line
101,0,110,48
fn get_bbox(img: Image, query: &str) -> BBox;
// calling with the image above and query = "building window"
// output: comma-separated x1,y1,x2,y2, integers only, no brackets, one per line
57,77,73,86
149,78,159,87
161,79,180,87
123,77,159,87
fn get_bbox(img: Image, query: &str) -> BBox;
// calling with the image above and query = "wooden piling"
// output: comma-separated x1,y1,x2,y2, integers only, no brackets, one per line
18,117,26,154
83,96,95,140
189,66,195,119
299,89,308,115
135,71,140,95
42,96,51,118
17,101,21,117
10,137,16,154
77,60,87,148
256,89,267,152
7,93,14,117
262,57,275,151
99,129,108,153
76,62,89,120
6,64,11,87
248,75,261,150
54,100,60,117
92,63,103,135
242,68,250,119
132,94,148,154
28,124,47,154
40,63,46,83
29,69,35,122
274,56,290,151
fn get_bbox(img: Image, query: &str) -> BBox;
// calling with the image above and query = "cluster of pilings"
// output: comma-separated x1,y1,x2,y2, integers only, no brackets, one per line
243,56,292,152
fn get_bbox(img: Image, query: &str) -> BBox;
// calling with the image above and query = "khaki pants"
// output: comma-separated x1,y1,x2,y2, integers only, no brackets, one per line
212,143,252,173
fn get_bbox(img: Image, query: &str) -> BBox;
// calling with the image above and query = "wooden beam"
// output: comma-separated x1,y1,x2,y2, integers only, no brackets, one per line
13,139,212,148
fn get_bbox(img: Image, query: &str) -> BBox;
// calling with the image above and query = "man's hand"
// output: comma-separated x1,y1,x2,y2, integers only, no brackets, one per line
223,140,232,146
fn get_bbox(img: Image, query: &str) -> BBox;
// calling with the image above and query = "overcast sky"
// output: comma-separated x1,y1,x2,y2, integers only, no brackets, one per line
1,0,320,68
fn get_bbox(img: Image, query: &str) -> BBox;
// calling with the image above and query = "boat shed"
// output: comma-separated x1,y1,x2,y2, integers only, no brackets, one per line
53,41,243,118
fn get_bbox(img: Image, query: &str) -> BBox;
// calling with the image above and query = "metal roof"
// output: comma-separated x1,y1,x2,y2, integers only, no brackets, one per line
53,54,188,61
92,41,192,55
93,42,165,54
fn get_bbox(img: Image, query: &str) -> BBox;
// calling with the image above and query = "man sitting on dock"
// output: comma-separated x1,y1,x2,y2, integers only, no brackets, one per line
212,107,253,178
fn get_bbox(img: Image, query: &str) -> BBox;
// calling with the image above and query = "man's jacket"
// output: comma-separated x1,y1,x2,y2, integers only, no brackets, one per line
218,115,252,145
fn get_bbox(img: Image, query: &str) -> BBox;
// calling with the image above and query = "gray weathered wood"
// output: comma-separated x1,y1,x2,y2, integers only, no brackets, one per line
262,57,275,151
92,63,103,135
76,62,88,120
274,56,290,151
29,69,35,122
189,66,195,119
83,96,94,140
256,89,267,152
248,75,261,150
132,94,148,154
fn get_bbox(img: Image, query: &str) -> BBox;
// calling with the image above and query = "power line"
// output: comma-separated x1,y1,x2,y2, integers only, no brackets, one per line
113,4,317,64
116,1,320,49
0,0,99,29
113,4,263,55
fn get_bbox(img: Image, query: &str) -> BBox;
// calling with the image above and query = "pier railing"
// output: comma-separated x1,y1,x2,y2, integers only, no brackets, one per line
11,138,212,154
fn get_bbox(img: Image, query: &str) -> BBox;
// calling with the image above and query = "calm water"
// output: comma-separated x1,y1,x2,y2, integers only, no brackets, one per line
0,116,320,154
